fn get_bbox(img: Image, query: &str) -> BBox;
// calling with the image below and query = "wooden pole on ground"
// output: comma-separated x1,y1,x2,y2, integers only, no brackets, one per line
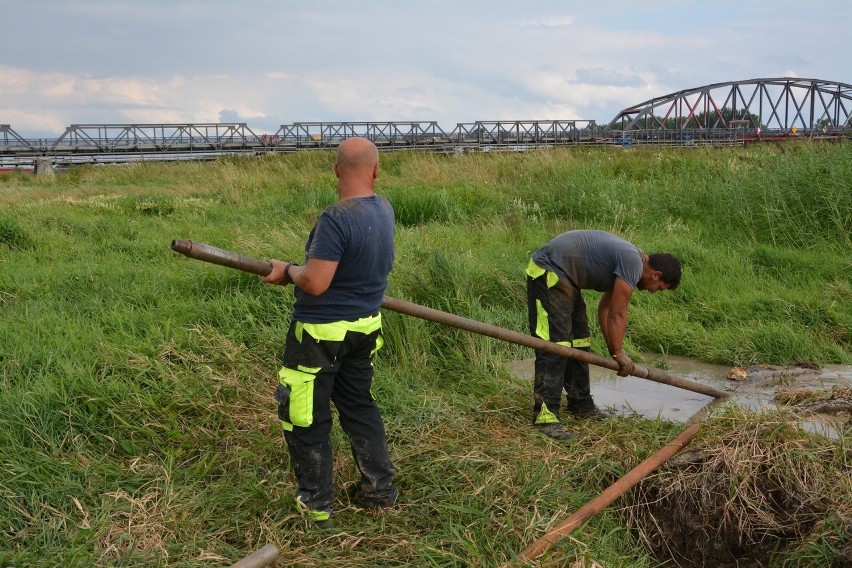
514,422,702,564
229,543,279,568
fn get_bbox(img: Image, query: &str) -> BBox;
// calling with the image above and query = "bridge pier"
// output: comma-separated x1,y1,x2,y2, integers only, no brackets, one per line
34,157,54,177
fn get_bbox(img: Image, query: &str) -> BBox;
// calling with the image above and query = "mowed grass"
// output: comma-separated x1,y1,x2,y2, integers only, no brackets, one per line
0,142,849,566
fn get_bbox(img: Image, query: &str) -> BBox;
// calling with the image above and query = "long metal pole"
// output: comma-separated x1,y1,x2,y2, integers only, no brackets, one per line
380,296,729,399
170,239,730,399
514,422,702,563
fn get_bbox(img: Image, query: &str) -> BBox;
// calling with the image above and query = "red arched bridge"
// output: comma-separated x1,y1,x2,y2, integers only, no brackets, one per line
1,77,850,167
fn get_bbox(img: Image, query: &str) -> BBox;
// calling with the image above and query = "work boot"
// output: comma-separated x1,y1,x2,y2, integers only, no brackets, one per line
566,398,611,420
570,405,610,420
533,422,576,441
358,489,398,510
295,495,334,529
313,517,335,530
348,484,398,510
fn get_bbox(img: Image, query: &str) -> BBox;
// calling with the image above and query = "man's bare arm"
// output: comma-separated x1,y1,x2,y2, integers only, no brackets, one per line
598,277,632,354
261,257,339,296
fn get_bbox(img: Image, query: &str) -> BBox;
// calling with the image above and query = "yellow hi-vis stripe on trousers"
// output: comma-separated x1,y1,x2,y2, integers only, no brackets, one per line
525,259,559,288
527,259,590,348
296,313,382,342
279,313,384,431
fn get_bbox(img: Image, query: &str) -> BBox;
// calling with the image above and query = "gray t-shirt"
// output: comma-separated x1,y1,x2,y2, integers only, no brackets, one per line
531,230,642,292
293,195,395,322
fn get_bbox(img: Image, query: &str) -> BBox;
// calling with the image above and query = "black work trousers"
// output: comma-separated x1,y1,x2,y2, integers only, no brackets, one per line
277,319,396,516
527,272,594,423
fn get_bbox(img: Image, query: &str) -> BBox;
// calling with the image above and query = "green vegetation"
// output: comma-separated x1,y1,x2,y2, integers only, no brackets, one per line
0,142,849,566
654,106,762,129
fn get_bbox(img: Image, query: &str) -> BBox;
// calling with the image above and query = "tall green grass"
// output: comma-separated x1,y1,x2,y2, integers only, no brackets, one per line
0,142,849,566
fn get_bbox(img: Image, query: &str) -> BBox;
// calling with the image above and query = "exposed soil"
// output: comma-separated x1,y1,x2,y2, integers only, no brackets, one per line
624,416,851,567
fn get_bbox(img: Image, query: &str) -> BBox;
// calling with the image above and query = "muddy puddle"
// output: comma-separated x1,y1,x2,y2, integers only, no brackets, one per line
507,354,852,438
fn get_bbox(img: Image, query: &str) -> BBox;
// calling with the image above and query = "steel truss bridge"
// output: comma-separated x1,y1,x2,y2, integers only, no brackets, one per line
2,77,850,167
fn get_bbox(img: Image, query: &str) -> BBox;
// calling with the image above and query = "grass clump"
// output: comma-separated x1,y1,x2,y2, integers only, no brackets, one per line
625,407,852,567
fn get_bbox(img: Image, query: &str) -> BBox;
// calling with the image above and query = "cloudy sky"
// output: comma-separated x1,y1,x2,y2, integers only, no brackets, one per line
2,0,850,138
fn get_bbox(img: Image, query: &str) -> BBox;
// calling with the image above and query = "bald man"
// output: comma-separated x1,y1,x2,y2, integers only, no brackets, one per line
262,137,397,528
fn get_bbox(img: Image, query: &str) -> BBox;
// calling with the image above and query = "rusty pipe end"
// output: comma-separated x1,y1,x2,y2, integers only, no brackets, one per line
171,239,193,255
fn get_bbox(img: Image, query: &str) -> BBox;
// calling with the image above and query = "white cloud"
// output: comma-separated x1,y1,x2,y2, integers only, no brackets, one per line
1,108,68,135
1,2,850,137
0,65,286,133
518,16,574,28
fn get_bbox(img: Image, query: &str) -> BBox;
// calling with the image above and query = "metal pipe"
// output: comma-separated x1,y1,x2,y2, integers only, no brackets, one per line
514,422,703,563
170,239,730,400
171,239,273,276
228,543,279,568
381,296,729,399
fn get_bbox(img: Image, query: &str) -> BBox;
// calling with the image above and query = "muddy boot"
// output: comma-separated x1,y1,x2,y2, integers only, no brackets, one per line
295,495,334,529
566,397,610,420
347,484,398,510
313,517,335,530
533,422,576,441
356,487,398,510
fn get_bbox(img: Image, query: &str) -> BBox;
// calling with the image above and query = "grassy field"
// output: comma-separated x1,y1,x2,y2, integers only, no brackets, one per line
0,142,850,566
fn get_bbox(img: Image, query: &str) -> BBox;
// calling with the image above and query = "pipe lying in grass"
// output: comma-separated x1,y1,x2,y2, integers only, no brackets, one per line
228,543,278,568
170,239,730,400
514,422,703,564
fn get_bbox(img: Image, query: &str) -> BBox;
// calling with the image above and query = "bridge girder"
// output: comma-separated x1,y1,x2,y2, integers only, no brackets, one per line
608,77,852,132
273,121,449,145
2,78,851,166
49,123,262,152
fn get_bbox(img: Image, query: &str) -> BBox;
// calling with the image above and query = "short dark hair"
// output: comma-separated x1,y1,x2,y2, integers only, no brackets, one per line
648,253,682,289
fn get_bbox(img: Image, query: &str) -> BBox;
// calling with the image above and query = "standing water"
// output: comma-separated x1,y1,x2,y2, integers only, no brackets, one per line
507,354,852,438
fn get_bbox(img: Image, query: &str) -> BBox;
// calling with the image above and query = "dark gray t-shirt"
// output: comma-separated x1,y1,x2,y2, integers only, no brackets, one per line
293,195,395,322
531,230,642,292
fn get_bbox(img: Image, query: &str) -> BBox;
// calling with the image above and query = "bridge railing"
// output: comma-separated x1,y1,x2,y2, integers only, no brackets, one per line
42,123,265,153
270,121,451,147
2,122,850,167
450,120,601,147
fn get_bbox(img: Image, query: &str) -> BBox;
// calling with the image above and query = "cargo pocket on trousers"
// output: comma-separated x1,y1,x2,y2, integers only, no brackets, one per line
275,383,292,425
277,366,319,430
